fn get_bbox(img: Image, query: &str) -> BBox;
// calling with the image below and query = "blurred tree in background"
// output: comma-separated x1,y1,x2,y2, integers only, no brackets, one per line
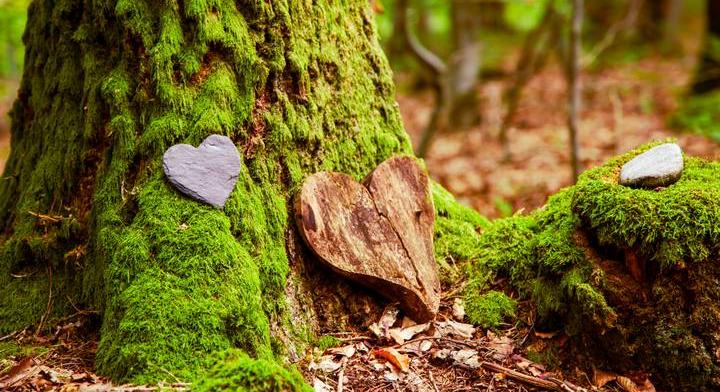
0,0,28,80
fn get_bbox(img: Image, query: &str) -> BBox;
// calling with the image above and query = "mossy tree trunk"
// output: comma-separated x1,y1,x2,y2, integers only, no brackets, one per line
0,0,460,387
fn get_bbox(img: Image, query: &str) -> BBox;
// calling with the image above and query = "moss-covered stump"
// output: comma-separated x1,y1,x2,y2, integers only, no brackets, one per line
0,0,486,388
465,142,720,391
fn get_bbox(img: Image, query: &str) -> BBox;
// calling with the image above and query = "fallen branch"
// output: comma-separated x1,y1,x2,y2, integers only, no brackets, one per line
481,361,582,391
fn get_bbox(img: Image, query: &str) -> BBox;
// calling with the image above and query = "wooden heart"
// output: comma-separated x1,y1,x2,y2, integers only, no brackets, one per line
295,156,440,322
163,134,241,208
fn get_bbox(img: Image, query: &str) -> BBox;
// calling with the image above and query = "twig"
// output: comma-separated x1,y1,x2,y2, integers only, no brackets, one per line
337,358,346,392
428,369,440,392
481,361,563,391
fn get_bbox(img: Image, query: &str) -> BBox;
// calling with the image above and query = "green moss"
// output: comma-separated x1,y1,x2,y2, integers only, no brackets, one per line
432,182,490,282
462,141,720,390
572,142,720,268
193,350,311,392
464,290,516,328
314,335,341,351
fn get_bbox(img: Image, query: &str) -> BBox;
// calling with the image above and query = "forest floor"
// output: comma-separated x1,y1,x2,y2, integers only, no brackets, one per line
1,55,718,391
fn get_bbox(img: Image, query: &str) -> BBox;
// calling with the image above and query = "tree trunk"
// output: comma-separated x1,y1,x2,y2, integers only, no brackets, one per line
0,0,432,386
447,0,482,129
692,0,720,94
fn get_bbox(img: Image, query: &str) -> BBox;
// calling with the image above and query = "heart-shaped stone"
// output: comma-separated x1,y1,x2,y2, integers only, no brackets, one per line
295,156,441,322
163,134,241,208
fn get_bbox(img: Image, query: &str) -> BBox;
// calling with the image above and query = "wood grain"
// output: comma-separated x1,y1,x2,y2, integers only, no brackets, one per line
295,156,440,322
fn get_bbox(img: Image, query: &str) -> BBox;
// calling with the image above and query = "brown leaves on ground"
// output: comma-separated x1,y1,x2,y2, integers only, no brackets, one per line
0,312,188,392
305,301,600,392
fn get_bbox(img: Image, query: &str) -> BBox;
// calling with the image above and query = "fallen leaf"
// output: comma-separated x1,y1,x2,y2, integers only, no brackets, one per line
313,378,333,392
451,349,481,369
311,355,342,373
375,347,410,372
355,342,369,353
419,340,433,352
617,376,639,392
431,349,451,360
487,334,514,361
593,368,618,388
436,320,476,338
388,323,430,344
328,344,356,358
452,298,466,321
0,357,36,388
534,330,559,339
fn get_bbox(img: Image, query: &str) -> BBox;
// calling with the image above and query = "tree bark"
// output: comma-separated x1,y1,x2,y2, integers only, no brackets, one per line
447,0,482,129
0,0,421,386
567,0,583,182
692,0,720,94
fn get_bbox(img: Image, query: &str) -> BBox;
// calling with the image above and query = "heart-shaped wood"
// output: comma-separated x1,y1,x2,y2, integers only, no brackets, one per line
295,156,440,322
163,134,241,208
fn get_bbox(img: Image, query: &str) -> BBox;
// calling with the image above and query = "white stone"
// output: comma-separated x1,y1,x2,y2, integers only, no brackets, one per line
619,143,683,188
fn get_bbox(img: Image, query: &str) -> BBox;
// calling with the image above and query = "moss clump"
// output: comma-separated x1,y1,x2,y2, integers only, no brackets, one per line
671,91,720,141
465,141,720,390
314,335,341,352
464,290,516,328
573,143,720,268
193,350,311,392
432,182,490,282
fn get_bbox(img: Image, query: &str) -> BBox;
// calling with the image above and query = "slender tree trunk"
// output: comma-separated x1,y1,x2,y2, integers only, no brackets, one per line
447,0,482,129
568,0,583,182
692,0,720,94
0,0,425,386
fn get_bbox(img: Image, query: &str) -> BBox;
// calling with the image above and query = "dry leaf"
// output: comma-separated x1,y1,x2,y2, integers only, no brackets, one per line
389,323,430,344
487,335,514,361
419,340,433,352
369,360,385,372
375,347,410,372
355,342,369,353
0,357,37,388
313,378,333,392
593,368,618,388
328,344,356,358
636,378,656,392
368,322,383,338
451,349,481,369
534,330,559,339
617,376,639,392
452,298,466,321
431,349,451,360
311,355,342,373
400,316,416,328
436,320,475,338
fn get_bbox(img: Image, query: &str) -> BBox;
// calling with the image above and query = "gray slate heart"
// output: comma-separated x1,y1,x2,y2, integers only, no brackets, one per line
619,143,684,188
163,134,240,208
